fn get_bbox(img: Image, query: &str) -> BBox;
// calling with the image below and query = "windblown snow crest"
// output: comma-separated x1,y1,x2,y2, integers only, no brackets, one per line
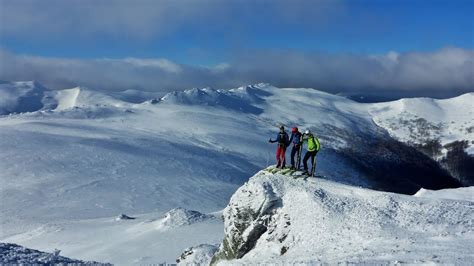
209,170,473,265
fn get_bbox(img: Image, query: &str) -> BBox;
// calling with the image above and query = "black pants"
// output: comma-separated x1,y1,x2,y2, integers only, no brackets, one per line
290,144,300,167
303,150,317,172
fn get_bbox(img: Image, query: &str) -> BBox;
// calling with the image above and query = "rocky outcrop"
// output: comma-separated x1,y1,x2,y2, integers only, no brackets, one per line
210,169,473,265
211,178,281,264
176,244,218,265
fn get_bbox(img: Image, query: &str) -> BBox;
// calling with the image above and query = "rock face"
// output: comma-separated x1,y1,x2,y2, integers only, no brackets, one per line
211,180,281,263
211,170,473,265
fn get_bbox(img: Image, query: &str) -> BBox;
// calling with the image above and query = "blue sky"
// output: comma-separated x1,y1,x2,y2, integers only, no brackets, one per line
0,0,473,96
1,0,472,64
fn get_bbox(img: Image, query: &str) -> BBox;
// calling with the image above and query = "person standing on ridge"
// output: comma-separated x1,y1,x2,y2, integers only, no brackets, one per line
302,129,320,176
268,125,289,168
288,127,303,170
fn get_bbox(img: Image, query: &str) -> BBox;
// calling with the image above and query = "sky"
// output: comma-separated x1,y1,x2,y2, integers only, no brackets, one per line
0,0,473,98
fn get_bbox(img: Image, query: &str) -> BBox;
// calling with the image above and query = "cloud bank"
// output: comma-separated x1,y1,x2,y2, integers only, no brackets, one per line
0,47,473,97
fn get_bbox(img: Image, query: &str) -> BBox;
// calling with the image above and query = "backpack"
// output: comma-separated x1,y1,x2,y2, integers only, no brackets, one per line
293,132,302,145
307,134,320,152
278,132,287,146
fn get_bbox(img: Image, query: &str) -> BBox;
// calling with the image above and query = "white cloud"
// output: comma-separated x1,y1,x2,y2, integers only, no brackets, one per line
0,47,473,97
122,58,182,73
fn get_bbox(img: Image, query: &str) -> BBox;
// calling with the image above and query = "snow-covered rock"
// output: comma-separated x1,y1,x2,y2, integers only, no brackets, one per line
115,214,136,221
158,207,215,229
211,170,473,264
176,244,218,265
0,242,110,264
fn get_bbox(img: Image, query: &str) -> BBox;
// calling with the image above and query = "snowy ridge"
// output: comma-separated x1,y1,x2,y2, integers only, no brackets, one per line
210,170,473,265
109,89,163,104
0,81,150,116
159,84,268,114
369,92,474,153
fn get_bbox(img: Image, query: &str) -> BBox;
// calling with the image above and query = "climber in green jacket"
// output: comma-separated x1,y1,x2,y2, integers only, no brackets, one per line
302,129,320,176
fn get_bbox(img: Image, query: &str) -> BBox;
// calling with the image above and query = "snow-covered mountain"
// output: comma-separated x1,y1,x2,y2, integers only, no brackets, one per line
0,80,472,264
369,94,474,185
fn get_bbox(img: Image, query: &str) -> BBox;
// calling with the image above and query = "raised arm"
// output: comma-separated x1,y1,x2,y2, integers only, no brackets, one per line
268,133,279,143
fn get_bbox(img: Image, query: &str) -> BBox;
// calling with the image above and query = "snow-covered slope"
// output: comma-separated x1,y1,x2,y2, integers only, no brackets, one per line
209,170,473,265
0,80,158,116
370,93,474,185
3,208,222,265
370,93,474,150
0,81,470,264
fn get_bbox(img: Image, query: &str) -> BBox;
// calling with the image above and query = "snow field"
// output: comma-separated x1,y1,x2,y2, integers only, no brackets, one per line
1,81,472,264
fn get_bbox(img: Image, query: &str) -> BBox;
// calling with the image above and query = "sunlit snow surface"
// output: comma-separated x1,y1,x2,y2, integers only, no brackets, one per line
414,186,474,201
216,171,473,265
0,81,472,264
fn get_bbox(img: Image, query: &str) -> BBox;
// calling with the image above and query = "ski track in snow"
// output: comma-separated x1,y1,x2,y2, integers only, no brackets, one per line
0,81,472,264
